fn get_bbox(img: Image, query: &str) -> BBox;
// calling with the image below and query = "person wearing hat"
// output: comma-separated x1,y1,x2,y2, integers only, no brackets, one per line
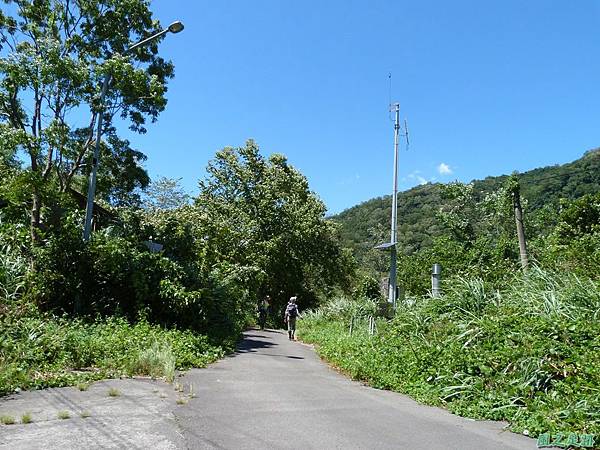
284,296,301,340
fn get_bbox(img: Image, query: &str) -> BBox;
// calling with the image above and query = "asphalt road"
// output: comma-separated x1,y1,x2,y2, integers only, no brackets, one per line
175,329,537,450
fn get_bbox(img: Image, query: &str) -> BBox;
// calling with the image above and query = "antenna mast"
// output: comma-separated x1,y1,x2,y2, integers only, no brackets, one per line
375,74,410,308
388,103,400,306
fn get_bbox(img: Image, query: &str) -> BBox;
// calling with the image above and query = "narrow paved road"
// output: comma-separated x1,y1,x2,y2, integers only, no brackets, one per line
176,329,537,449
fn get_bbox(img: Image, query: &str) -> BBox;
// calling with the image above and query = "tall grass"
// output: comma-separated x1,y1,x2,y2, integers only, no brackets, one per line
0,243,27,304
299,268,600,437
130,341,176,382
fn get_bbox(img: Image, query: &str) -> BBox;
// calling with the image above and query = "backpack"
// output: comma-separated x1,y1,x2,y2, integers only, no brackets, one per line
286,303,298,318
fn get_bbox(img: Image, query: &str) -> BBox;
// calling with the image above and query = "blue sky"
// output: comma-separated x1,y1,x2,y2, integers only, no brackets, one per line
132,1,600,214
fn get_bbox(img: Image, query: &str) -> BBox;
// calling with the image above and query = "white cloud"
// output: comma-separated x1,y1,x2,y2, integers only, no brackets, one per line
438,163,453,175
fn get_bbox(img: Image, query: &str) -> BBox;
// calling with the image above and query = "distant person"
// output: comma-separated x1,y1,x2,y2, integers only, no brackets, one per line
258,295,270,330
284,296,301,340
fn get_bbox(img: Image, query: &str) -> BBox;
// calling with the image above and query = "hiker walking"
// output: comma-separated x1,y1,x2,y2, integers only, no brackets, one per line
284,296,301,340
258,295,270,330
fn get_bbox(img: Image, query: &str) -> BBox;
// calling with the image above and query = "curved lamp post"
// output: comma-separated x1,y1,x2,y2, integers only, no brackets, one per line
83,21,184,242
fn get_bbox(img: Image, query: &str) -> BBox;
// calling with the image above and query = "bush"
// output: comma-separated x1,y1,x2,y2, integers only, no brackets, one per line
25,216,251,340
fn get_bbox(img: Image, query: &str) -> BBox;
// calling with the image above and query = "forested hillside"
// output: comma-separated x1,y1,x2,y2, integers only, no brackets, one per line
333,148,600,271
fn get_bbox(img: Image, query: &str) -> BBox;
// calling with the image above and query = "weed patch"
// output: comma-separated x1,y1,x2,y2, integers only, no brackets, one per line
0,415,15,425
0,316,226,396
130,341,176,382
107,388,120,397
20,412,32,424
57,411,70,420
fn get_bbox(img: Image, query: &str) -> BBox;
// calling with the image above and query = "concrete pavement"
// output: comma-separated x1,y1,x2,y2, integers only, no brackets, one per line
0,329,539,449
0,378,185,449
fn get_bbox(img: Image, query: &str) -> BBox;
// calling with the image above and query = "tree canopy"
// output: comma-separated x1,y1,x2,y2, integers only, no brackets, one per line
196,140,354,313
0,0,175,241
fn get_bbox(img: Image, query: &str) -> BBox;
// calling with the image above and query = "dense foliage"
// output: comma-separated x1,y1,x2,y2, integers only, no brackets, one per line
196,140,354,316
0,1,352,395
302,148,600,440
300,269,600,437
0,0,176,243
0,138,352,392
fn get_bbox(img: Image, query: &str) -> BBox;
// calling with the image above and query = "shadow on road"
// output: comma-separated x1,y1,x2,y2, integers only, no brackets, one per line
234,331,277,354
226,329,305,361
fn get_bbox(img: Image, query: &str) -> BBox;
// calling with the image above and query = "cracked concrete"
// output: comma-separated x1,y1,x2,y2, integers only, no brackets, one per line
0,377,188,449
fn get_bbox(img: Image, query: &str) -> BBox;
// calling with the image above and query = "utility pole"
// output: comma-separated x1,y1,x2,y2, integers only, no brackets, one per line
375,101,408,308
388,103,400,306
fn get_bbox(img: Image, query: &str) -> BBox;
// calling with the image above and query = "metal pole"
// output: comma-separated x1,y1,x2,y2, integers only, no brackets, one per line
82,23,183,242
431,263,441,297
83,73,111,242
388,103,400,306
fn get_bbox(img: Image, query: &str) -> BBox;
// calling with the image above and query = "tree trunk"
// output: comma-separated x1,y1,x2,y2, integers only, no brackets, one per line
30,190,42,244
513,187,529,270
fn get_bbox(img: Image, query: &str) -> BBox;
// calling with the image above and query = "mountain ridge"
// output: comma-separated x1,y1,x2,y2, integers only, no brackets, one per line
331,148,600,267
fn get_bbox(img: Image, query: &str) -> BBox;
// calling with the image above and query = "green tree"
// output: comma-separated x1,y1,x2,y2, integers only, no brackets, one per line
196,140,354,314
0,0,174,242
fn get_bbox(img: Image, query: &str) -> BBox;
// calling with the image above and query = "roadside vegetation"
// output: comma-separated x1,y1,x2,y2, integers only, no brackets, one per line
301,181,600,439
0,1,351,396
300,270,600,436
1,0,599,444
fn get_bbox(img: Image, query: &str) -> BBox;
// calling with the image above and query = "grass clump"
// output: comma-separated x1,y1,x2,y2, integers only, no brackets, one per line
0,415,15,425
76,383,89,391
80,411,91,419
107,388,120,397
299,268,600,439
20,412,32,424
130,341,176,382
176,397,187,405
57,411,70,420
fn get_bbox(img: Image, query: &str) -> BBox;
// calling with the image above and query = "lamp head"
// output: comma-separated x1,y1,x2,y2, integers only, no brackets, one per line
168,21,184,34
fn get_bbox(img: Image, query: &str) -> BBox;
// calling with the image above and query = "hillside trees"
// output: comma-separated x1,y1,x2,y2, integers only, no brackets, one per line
196,140,354,315
0,0,174,243
534,192,600,276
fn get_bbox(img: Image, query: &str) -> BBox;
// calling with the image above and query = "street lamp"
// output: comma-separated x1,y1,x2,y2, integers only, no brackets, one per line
83,21,184,242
